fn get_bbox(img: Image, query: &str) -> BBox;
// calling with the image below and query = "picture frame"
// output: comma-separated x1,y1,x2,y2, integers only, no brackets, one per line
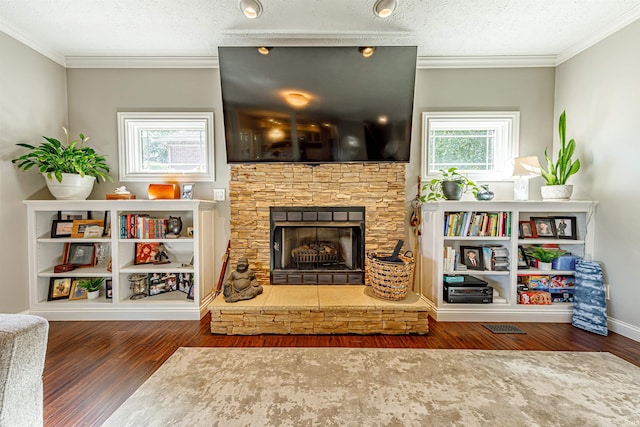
105,279,113,299
103,211,111,237
187,282,195,300
186,226,194,237
82,225,104,238
519,220,537,239
58,211,91,221
517,246,530,269
51,220,74,238
553,216,577,240
48,277,72,301
181,183,194,200
69,279,88,300
64,242,96,267
531,217,557,238
135,242,160,265
460,246,484,270
71,219,104,238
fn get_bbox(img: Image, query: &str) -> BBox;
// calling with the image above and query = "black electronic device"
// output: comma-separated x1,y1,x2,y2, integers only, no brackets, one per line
444,284,493,303
443,275,489,287
218,46,417,164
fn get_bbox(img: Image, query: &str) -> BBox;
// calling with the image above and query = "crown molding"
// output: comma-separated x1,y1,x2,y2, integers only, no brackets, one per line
0,20,65,66
556,4,640,65
64,56,219,68
64,55,557,69
416,55,556,69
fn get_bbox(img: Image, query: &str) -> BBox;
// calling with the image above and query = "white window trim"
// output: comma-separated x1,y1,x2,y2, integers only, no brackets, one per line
421,111,520,181
117,112,215,182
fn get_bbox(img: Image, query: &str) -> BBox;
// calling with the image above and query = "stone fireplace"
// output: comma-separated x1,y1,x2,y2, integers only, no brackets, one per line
270,206,365,284
229,163,406,284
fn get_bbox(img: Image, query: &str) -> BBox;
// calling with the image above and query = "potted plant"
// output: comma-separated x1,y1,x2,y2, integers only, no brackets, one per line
77,277,104,300
540,110,581,200
526,246,566,270
11,127,113,200
420,167,480,201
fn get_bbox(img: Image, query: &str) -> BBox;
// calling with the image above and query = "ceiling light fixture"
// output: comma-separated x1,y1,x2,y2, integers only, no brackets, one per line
373,0,398,18
257,46,272,55
239,0,262,19
358,47,375,58
284,92,310,108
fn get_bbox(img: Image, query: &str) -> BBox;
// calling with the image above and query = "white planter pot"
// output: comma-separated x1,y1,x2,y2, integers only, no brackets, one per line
87,290,100,300
537,261,553,271
43,173,95,200
541,185,573,200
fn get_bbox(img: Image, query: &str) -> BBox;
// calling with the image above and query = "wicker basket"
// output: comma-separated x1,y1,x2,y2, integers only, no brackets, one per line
366,252,415,301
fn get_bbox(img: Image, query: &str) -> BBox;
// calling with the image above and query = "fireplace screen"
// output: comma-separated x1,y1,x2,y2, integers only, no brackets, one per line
270,207,364,284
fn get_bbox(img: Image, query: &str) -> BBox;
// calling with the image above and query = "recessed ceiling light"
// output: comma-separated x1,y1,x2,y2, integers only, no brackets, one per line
374,0,398,18
239,0,262,19
358,47,375,58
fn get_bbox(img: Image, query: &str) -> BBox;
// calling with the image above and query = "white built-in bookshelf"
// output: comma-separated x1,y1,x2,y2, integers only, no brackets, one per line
418,200,597,322
24,199,216,320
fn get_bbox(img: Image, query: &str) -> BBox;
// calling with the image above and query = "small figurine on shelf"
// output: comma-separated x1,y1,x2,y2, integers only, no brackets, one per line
153,243,171,264
166,216,182,238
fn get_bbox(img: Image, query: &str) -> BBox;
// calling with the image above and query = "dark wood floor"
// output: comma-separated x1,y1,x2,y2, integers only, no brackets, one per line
43,313,640,427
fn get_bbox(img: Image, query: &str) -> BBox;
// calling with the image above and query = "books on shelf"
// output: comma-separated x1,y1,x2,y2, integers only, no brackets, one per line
119,214,169,239
444,211,511,237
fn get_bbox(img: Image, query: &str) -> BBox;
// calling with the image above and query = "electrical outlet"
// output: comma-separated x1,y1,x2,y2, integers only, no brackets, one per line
213,188,226,201
605,284,611,301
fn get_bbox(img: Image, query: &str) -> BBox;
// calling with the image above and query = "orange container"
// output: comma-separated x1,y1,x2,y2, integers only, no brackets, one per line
147,184,180,200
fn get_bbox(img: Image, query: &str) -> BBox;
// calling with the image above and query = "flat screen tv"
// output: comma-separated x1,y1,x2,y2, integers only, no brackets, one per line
218,46,417,163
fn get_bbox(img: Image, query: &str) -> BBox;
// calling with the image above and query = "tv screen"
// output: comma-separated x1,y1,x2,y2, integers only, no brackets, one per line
218,46,417,163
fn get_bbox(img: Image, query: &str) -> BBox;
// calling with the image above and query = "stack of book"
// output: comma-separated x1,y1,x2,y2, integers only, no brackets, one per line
481,244,510,271
443,211,512,237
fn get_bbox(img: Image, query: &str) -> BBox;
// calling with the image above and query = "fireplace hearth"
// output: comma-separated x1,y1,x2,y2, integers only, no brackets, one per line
270,206,365,284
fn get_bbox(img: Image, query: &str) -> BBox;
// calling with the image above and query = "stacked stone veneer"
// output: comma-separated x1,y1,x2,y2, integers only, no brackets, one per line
229,163,407,284
210,307,429,335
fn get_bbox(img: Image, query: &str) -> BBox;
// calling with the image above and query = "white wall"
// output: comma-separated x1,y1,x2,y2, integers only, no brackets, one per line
0,32,68,313
66,68,230,287
555,19,640,338
406,67,556,203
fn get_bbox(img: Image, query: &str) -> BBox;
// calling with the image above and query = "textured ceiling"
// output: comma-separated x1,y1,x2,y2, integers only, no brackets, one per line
1,0,639,65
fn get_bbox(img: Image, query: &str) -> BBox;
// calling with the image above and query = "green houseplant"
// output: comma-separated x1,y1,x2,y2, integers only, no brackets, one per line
420,167,480,201
77,277,105,299
11,127,113,200
539,110,581,199
526,246,567,270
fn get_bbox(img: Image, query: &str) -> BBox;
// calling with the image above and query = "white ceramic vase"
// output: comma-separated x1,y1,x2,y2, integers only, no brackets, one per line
43,172,95,200
541,184,573,200
87,290,100,300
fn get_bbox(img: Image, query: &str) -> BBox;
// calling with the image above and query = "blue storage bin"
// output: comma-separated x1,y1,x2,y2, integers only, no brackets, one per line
552,255,579,270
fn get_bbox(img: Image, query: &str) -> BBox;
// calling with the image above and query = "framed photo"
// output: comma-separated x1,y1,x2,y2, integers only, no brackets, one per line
135,242,160,265
519,220,537,239
187,282,195,300
58,211,90,221
51,220,74,238
103,211,111,237
460,246,484,270
82,225,104,238
64,242,96,267
69,279,88,300
181,183,194,200
517,246,530,269
71,219,104,238
105,279,113,299
177,273,193,294
531,217,557,238
48,277,72,301
553,216,577,240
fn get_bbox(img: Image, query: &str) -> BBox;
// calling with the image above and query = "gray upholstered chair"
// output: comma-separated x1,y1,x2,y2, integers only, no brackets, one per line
0,314,49,427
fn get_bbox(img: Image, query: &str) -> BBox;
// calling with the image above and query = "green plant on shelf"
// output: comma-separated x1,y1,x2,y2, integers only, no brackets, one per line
526,246,567,263
77,277,104,292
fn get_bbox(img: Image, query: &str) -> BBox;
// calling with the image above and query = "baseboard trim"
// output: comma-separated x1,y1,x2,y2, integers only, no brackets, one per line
608,317,640,343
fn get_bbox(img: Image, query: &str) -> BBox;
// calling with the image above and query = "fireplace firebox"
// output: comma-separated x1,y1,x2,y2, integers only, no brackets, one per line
270,206,365,284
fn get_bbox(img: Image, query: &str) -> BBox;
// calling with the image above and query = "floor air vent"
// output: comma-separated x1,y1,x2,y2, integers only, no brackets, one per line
482,324,527,334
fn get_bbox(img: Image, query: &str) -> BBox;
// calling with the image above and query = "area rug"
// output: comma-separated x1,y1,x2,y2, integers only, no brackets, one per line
103,348,640,427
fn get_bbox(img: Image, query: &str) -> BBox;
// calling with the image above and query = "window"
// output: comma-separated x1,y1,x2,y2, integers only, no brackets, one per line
421,111,519,180
118,112,214,182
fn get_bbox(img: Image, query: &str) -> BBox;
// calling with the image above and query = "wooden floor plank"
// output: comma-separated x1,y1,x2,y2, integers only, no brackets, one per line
42,314,640,426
